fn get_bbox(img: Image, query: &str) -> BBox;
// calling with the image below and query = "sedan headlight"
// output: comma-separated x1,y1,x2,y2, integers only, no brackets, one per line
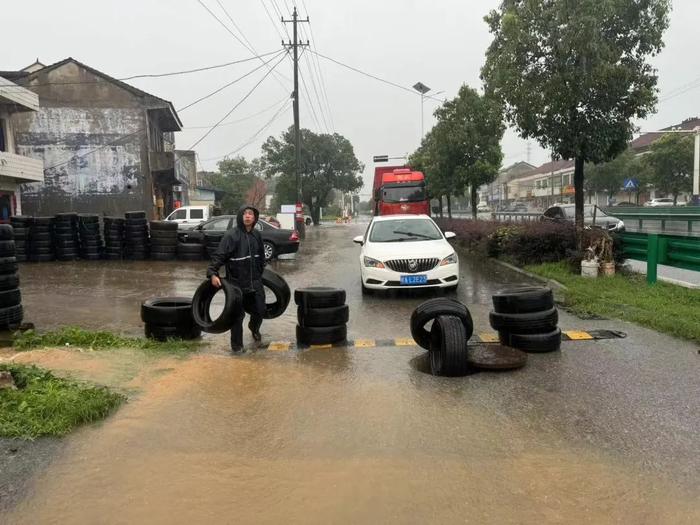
440,253,458,266
364,256,385,269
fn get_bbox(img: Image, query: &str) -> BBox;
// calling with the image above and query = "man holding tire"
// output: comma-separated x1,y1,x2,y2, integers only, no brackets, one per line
207,205,266,353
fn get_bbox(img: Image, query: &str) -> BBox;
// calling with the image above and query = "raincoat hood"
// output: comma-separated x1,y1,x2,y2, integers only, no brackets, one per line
236,205,260,230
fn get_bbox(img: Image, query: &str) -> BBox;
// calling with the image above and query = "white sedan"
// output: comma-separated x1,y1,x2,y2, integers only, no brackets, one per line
353,215,459,293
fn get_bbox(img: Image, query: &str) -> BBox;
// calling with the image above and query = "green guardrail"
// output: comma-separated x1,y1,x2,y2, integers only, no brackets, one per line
604,208,700,234
621,232,700,284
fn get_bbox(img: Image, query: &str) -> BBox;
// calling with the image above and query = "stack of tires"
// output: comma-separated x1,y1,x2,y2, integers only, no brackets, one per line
11,216,31,262
0,224,23,329
204,233,223,259
177,240,204,261
53,213,79,261
78,214,102,260
103,217,125,260
141,297,201,341
29,217,55,262
295,287,348,346
490,286,561,353
149,221,178,261
124,211,149,260
410,298,474,376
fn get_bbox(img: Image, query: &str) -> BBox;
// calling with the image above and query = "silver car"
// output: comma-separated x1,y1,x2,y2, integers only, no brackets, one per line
542,204,625,232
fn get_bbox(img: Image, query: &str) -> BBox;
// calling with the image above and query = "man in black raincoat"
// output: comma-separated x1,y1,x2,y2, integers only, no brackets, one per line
207,205,266,352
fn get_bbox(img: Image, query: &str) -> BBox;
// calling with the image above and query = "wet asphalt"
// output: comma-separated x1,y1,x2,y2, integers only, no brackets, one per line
1,220,699,523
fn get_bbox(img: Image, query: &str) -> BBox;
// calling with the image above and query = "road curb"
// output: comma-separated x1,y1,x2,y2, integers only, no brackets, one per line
490,258,569,292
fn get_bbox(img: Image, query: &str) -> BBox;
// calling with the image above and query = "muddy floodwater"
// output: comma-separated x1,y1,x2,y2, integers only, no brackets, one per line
3,222,699,524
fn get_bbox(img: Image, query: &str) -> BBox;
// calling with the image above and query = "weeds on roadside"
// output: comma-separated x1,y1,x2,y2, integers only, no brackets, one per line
0,364,125,438
13,326,202,354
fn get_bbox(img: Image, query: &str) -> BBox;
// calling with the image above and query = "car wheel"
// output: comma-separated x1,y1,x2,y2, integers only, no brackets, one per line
263,241,276,261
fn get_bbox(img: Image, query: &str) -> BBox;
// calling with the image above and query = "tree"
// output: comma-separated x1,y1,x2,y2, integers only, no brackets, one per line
482,0,670,246
645,134,694,204
209,156,258,214
245,177,268,210
585,150,635,203
261,127,363,225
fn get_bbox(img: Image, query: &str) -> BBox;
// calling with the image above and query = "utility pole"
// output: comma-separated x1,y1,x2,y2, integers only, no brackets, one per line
694,127,700,205
282,7,309,236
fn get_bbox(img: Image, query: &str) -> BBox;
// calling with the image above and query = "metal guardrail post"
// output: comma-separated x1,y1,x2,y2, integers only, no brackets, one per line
647,234,659,284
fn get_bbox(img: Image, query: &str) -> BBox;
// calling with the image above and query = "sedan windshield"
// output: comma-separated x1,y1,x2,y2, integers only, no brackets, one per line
369,219,442,242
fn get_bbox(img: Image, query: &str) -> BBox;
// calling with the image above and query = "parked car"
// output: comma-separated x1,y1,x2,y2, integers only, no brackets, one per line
178,215,299,261
353,215,459,293
541,204,625,232
615,201,638,207
165,205,214,230
644,198,676,207
477,203,491,213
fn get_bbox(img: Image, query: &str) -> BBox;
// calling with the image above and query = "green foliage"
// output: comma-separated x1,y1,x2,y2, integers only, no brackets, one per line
209,157,265,214
0,364,125,438
482,0,671,235
526,262,700,343
585,150,635,196
644,134,695,202
14,327,201,354
261,127,363,224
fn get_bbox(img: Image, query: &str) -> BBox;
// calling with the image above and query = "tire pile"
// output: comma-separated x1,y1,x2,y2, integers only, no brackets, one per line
149,221,178,261
103,217,125,260
29,217,55,262
295,286,348,346
11,216,30,262
177,240,204,261
0,224,23,329
124,211,149,260
141,297,201,341
490,286,561,353
78,214,102,261
53,213,79,261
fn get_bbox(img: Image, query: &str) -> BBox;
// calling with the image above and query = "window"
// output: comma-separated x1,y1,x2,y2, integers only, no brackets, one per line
190,209,204,219
202,218,230,231
170,209,186,220
381,185,426,203
543,207,564,219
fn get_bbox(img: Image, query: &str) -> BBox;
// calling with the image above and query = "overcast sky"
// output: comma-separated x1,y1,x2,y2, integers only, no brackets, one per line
5,0,700,198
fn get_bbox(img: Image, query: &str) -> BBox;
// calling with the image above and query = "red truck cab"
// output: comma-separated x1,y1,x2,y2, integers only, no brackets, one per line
373,167,429,216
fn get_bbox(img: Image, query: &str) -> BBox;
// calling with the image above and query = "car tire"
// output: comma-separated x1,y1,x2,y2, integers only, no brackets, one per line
262,241,276,261
298,304,349,327
0,257,18,274
177,253,202,261
499,328,562,353
489,307,558,334
361,280,373,295
0,226,14,241
125,211,146,219
261,269,290,319
0,288,21,308
0,273,19,291
296,324,347,346
492,286,554,314
151,252,175,261
141,296,196,326
429,315,471,377
192,278,243,334
294,287,346,308
0,241,15,257
410,298,474,351
0,304,23,328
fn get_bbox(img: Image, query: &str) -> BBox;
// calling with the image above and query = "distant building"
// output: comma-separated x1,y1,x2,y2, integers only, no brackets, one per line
0,75,44,219
1,58,195,218
478,161,535,208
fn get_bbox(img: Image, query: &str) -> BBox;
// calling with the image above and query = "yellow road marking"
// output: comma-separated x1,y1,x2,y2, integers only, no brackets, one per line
309,344,333,350
478,333,500,343
354,339,376,348
563,330,594,341
268,341,291,352
394,338,417,346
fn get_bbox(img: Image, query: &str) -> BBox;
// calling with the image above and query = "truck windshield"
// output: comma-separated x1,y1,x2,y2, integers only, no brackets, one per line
382,185,426,203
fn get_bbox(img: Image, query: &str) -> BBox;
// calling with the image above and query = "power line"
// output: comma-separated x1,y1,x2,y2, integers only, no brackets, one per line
259,0,286,41
188,52,288,150
298,57,326,132
182,95,290,129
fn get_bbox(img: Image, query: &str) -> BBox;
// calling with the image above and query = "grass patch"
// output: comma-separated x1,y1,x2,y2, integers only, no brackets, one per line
0,364,125,438
526,262,700,343
13,326,202,354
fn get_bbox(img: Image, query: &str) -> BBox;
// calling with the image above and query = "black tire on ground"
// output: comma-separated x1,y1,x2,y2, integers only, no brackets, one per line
410,298,474,351
125,211,146,219
127,253,149,260
261,268,291,319
191,279,243,334
15,254,27,263
488,308,559,334
0,225,14,240
54,232,77,241
0,304,23,328
104,253,124,260
263,241,276,261
13,227,29,238
298,304,349,327
492,286,554,314
149,221,178,231
295,323,347,346
294,286,346,309
429,315,471,377
0,241,15,257
78,214,99,223
141,296,196,326
0,273,19,291
151,252,175,261
144,323,202,341
177,242,204,254
0,257,18,274
499,328,562,353
177,253,203,261
0,288,21,308
150,246,177,254
31,227,52,235
149,230,178,241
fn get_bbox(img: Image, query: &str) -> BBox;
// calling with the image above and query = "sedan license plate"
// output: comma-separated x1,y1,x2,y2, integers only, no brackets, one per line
400,275,428,285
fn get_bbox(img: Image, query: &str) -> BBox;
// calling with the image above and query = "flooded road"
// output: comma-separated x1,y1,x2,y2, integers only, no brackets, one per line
4,222,700,523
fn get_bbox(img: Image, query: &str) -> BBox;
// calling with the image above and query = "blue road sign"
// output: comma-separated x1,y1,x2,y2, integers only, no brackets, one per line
623,178,638,191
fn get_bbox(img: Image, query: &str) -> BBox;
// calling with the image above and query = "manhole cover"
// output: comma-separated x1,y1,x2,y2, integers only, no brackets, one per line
467,344,527,370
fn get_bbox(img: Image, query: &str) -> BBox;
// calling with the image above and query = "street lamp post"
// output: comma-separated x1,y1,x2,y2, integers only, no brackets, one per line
413,82,431,140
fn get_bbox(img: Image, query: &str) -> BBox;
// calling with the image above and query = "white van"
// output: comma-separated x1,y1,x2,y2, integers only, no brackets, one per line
165,205,212,230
